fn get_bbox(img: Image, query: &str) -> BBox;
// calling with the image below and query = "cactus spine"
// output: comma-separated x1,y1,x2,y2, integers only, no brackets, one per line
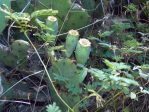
75,38,91,65
65,30,79,57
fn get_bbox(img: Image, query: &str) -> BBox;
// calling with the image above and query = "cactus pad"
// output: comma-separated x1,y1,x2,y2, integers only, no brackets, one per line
0,0,10,33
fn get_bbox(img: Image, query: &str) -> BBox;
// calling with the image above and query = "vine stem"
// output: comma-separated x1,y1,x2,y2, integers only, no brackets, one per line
95,92,122,112
73,96,90,110
104,92,122,106
24,32,74,112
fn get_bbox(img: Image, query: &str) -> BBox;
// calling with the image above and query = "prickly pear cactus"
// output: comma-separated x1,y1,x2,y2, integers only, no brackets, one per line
46,16,58,35
0,0,10,33
0,44,17,67
47,0,91,32
81,0,95,11
61,7,90,32
75,38,91,65
65,30,79,57
15,0,27,10
0,40,30,69
11,40,30,58
81,0,104,17
15,0,90,32
15,0,34,13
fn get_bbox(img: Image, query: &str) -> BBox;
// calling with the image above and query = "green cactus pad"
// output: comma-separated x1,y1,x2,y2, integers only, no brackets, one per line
45,0,72,18
81,0,95,11
0,40,31,69
60,8,90,32
25,0,90,32
65,29,79,57
0,0,10,33
11,40,30,58
0,40,30,68
0,44,17,67
75,38,91,65
46,16,58,35
15,0,91,33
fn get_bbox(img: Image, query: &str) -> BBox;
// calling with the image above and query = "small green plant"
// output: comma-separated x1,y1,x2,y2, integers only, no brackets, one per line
98,21,143,62
50,59,83,95
46,102,62,112
125,3,137,14
124,3,137,20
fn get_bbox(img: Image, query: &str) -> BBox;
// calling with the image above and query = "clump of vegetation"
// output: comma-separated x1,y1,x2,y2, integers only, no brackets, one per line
0,0,149,112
